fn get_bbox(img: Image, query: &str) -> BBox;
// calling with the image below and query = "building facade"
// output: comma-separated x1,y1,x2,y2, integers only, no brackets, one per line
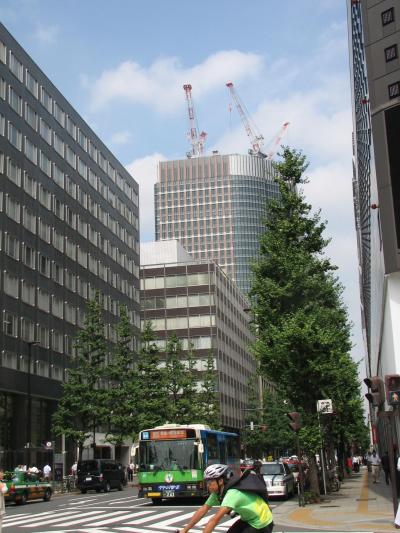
154,154,279,295
140,241,257,431
0,23,140,468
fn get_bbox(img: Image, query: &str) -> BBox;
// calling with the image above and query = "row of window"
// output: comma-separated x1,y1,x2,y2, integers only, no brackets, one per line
140,273,211,290
0,350,64,381
0,40,138,206
142,315,216,331
150,336,215,351
1,186,139,283
1,231,140,309
0,127,139,255
141,293,214,310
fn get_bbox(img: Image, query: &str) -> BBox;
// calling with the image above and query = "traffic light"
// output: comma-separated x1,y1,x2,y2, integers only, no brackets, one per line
364,376,385,407
287,412,301,432
385,375,400,406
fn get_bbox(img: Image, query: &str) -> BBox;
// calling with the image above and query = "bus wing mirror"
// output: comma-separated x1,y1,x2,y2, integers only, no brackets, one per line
198,443,204,453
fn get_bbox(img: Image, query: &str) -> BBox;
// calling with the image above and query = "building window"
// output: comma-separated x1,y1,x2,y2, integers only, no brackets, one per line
39,185,51,209
40,87,52,113
24,173,37,198
9,87,22,116
389,81,400,99
0,41,6,64
38,254,50,277
52,330,63,353
65,176,76,198
25,103,37,131
8,122,22,150
9,51,23,82
382,7,395,26
26,70,38,97
52,262,63,285
65,239,76,260
53,229,64,252
5,196,20,222
3,272,19,298
3,311,18,337
6,159,21,186
40,119,52,145
65,302,76,324
37,324,50,347
65,145,76,168
78,129,87,151
21,317,35,342
40,151,52,177
24,137,37,164
52,297,63,319
53,132,64,157
53,198,64,219
385,44,398,62
0,78,5,100
66,115,76,139
38,219,51,242
0,113,4,136
77,247,87,267
65,270,76,292
21,281,35,306
22,206,36,233
37,289,50,313
78,157,87,179
22,244,35,269
54,101,65,126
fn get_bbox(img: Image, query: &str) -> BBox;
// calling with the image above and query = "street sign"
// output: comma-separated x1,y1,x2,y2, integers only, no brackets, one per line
317,399,333,414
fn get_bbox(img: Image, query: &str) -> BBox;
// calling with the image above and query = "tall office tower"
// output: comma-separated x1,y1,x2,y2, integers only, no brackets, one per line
154,154,279,295
140,240,257,431
348,2,400,385
0,23,140,468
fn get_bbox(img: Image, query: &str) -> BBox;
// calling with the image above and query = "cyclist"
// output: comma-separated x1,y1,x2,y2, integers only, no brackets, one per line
178,464,273,533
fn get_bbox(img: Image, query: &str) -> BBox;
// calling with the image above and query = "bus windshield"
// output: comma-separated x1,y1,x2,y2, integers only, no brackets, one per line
139,439,199,471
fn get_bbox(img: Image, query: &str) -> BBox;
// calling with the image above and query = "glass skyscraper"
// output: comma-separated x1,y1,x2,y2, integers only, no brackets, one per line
154,153,279,294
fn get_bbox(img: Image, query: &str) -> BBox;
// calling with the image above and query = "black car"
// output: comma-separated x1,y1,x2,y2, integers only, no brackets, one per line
77,459,125,493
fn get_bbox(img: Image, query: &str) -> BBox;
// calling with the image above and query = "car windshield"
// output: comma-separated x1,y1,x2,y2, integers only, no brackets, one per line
261,464,284,476
139,439,198,471
78,461,99,475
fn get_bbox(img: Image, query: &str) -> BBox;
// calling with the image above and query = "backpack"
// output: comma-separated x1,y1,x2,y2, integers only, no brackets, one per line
222,468,269,504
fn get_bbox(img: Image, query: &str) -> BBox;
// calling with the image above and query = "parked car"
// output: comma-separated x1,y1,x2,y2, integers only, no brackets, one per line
260,461,295,499
3,471,52,505
77,459,125,493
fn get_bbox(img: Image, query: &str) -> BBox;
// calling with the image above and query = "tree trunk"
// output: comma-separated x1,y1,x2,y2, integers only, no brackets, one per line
308,455,321,502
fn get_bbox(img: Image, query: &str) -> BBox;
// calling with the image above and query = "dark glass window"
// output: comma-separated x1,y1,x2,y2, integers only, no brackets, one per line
388,81,400,99
385,44,398,62
382,7,395,26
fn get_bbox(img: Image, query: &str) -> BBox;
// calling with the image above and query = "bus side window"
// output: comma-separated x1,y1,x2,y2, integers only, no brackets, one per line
207,434,219,464
219,439,227,464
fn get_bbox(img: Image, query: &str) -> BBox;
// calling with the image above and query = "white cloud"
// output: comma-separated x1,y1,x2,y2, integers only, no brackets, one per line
125,153,167,242
34,24,58,44
110,130,132,145
88,50,263,112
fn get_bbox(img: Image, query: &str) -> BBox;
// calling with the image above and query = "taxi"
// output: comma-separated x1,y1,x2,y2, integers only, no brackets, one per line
4,470,52,505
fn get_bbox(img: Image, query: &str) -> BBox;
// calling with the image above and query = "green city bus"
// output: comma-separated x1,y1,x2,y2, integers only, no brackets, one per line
137,423,240,502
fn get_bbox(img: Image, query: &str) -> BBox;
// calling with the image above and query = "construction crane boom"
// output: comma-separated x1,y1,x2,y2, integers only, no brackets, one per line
226,81,264,154
265,122,290,160
183,84,206,158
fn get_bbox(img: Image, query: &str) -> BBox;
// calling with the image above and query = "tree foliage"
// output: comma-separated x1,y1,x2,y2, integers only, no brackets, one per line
198,351,220,428
250,147,368,496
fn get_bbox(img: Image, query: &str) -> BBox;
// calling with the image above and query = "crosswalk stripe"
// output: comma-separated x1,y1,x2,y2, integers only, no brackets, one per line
54,510,129,527
3,511,80,527
19,511,104,528
92,511,156,527
148,510,199,529
124,509,180,525
116,528,172,533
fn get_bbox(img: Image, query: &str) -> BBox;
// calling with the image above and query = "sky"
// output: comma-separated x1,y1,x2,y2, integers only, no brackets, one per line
0,0,366,374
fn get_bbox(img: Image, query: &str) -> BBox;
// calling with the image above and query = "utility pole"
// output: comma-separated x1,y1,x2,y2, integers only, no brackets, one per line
26,340,39,466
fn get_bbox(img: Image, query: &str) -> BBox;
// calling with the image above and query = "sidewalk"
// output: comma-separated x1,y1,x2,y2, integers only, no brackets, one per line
272,467,397,531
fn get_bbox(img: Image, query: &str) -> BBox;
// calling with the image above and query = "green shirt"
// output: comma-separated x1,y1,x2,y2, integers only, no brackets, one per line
205,492,220,507
220,489,273,529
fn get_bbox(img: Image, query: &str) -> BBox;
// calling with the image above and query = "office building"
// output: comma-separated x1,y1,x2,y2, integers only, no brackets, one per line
348,0,400,435
154,154,279,295
0,23,140,468
140,240,257,431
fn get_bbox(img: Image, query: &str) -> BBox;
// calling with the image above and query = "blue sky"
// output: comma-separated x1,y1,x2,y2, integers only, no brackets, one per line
1,1,365,370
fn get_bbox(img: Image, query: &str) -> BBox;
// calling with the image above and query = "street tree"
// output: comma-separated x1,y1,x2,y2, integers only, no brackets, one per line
104,305,139,458
251,147,367,499
52,292,108,460
198,351,220,428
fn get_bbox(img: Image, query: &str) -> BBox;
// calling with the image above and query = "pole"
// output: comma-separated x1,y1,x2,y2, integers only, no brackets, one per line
295,433,305,506
26,341,32,466
318,410,327,495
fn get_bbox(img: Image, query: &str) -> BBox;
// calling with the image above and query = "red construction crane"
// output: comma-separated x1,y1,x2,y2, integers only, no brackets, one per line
183,84,207,158
226,81,264,155
265,122,290,160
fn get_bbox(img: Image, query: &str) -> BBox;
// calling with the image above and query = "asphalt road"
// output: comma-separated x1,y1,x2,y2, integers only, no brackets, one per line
2,486,305,532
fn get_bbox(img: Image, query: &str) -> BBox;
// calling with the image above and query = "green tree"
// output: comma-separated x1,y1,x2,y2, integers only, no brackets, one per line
164,334,198,424
241,376,265,458
198,351,220,428
263,388,296,458
52,292,108,460
104,305,139,457
251,147,367,499
136,322,168,430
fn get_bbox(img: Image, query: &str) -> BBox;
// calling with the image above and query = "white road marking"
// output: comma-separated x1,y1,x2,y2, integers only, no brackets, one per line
3,511,80,527
19,511,104,528
124,509,180,525
54,510,129,527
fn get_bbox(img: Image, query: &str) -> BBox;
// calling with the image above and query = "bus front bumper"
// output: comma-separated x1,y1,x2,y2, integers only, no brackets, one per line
139,484,204,499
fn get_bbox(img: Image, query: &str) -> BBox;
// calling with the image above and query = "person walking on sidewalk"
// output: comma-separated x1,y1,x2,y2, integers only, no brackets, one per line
370,450,381,483
381,451,390,484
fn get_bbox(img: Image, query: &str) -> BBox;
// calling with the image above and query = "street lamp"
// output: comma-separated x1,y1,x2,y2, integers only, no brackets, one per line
26,340,39,464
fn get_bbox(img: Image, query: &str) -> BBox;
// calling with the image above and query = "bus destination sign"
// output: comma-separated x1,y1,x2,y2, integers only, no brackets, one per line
150,429,188,440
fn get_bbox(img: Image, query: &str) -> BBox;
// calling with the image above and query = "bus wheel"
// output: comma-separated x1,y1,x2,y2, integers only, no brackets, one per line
152,498,160,505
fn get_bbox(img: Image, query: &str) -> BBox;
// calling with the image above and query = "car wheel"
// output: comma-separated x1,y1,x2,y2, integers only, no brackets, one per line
152,498,159,505
284,486,289,500
16,492,28,505
104,482,111,493
43,489,52,502
95,488,101,493
80,489,87,494
118,482,123,491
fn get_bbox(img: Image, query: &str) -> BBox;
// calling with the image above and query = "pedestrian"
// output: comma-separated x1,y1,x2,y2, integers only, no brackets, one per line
71,461,78,478
43,464,51,481
0,468,8,532
370,450,381,483
381,451,390,485
178,464,273,533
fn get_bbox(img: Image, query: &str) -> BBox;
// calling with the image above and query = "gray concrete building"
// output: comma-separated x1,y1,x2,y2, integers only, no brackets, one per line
348,1,400,411
0,23,140,468
140,240,256,431
154,154,279,295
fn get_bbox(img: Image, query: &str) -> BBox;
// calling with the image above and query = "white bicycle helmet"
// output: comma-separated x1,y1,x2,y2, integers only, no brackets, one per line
204,464,230,480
